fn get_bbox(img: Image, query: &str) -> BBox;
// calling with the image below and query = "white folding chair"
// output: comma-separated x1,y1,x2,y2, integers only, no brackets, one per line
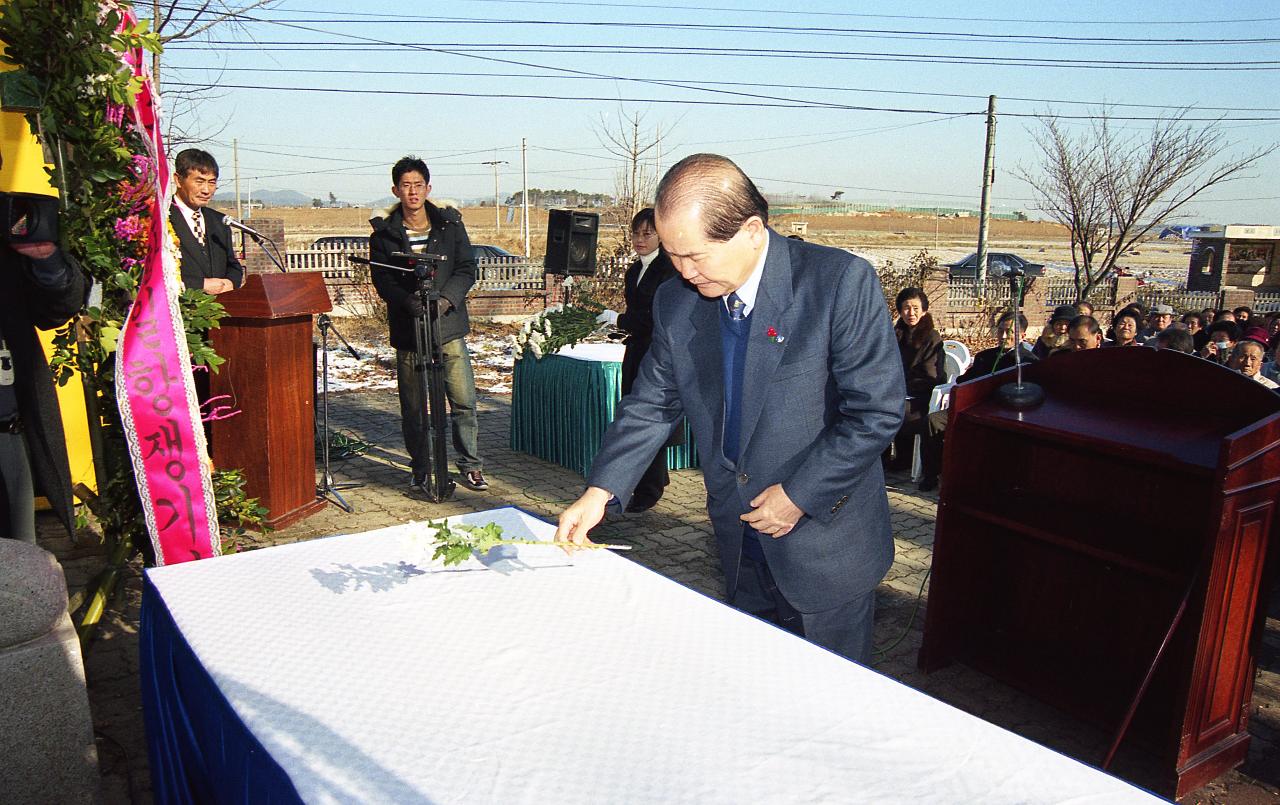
910,342,968,482
942,340,972,383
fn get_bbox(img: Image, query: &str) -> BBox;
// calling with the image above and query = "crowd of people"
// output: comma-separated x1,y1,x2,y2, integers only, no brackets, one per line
886,292,1280,491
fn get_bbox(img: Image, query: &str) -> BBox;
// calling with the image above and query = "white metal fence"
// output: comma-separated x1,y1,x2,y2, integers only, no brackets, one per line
284,242,547,291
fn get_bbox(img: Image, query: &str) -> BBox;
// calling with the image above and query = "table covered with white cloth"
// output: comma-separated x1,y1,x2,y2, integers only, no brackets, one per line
140,507,1163,803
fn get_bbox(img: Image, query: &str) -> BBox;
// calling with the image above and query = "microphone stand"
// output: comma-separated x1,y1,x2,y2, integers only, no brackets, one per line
349,253,456,503
229,220,288,273
316,313,363,512
996,267,1045,410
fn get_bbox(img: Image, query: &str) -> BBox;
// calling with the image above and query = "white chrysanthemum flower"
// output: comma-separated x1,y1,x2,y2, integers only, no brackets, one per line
529,341,543,359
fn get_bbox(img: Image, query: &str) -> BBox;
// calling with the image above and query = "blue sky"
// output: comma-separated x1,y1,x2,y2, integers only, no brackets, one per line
161,0,1280,223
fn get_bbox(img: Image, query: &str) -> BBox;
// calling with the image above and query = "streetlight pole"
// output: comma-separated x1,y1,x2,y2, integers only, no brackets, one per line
482,160,508,233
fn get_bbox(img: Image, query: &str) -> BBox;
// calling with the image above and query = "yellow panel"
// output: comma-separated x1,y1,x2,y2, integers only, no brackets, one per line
38,328,97,496
0,110,58,197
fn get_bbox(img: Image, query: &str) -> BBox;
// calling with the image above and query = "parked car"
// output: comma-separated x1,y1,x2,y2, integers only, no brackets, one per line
473,244,518,261
946,252,1045,279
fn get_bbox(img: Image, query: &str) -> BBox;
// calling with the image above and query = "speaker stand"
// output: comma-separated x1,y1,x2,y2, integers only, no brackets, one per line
562,274,575,307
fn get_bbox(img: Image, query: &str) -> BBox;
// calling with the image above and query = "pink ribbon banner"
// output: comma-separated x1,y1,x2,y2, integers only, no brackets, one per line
113,6,220,565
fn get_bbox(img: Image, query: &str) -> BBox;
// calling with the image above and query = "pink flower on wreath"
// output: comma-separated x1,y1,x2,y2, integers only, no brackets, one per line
113,214,144,241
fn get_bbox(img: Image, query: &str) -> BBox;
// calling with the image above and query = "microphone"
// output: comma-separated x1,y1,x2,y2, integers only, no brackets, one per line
224,215,265,240
224,215,287,273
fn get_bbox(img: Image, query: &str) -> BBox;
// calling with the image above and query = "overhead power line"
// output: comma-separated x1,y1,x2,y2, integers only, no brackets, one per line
161,13,1280,46
162,81,1280,121
202,0,1280,27
169,65,1280,114
175,40,1280,71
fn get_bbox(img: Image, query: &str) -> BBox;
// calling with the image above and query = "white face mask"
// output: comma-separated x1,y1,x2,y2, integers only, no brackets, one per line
1216,340,1232,353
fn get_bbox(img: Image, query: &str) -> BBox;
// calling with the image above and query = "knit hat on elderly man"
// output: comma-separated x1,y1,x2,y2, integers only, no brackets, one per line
1050,305,1078,323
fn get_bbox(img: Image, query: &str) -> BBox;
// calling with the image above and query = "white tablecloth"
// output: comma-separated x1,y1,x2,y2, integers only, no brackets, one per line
555,342,625,363
146,507,1163,804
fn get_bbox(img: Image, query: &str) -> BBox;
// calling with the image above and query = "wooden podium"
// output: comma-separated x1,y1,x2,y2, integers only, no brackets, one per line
919,348,1280,798
209,273,331,528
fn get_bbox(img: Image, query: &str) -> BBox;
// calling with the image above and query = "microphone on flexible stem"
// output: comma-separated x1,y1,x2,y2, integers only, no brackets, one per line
225,215,287,273
223,215,264,240
996,267,1045,410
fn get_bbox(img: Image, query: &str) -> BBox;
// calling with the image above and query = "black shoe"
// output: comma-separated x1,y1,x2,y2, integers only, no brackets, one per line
409,474,427,492
625,496,660,513
458,470,489,491
917,476,938,492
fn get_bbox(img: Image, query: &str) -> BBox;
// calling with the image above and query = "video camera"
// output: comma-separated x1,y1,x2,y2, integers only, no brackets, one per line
0,192,59,244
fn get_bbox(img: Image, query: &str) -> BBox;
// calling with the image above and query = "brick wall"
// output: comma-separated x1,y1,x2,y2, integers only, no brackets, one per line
235,217,287,276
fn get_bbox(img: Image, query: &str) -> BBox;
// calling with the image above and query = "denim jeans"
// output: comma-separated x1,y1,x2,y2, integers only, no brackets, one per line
396,338,481,476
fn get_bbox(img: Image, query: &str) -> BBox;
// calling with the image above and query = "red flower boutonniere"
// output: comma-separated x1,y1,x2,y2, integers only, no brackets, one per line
766,326,785,344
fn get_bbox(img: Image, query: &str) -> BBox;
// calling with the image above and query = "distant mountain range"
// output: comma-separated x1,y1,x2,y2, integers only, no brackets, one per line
211,188,315,207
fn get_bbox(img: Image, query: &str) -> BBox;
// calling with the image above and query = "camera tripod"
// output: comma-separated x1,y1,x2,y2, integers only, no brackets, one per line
349,252,456,502
316,313,363,511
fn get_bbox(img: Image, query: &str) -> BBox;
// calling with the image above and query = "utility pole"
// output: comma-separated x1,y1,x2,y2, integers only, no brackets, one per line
975,95,997,296
233,138,242,220
482,160,507,233
521,138,529,258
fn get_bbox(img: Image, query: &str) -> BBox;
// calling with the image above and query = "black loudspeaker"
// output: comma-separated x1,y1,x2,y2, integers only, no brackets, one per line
545,209,599,276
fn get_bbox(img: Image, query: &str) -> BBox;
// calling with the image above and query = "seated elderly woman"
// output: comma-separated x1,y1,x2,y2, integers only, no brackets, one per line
885,286,945,491
1199,320,1240,365
1228,339,1279,389
1032,305,1076,359
1106,308,1144,348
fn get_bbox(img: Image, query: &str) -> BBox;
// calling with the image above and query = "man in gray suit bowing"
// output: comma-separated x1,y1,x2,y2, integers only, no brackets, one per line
556,154,904,663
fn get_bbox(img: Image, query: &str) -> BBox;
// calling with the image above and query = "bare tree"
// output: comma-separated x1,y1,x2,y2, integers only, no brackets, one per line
147,1,278,142
149,1,277,84
1017,109,1275,302
594,109,676,255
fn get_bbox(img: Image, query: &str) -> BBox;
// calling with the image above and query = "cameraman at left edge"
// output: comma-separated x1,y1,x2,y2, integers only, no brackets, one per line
0,203,87,542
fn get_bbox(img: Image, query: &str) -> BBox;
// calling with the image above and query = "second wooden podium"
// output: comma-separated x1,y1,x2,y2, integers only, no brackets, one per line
209,272,331,528
919,348,1280,797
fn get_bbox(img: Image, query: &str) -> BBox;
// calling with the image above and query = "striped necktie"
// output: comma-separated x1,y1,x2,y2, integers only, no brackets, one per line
192,209,205,245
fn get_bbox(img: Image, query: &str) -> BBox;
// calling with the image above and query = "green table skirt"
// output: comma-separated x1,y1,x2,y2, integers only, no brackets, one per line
510,354,699,477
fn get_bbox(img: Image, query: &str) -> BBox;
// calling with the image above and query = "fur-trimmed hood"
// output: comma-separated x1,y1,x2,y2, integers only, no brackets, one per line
895,312,937,349
369,198,460,231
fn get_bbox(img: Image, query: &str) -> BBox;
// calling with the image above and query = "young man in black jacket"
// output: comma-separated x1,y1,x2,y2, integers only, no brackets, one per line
369,156,486,491
1,218,86,542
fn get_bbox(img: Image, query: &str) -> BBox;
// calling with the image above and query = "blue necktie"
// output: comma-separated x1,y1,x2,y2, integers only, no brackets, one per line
727,292,746,321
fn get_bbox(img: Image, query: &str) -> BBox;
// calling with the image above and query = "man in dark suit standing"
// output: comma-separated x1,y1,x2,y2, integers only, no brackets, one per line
595,207,678,512
557,154,904,663
169,149,244,295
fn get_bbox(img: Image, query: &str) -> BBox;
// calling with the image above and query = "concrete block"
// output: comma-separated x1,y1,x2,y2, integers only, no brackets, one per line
0,541,100,804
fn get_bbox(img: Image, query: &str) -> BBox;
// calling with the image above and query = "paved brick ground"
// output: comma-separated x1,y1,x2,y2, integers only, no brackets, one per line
39,387,1280,803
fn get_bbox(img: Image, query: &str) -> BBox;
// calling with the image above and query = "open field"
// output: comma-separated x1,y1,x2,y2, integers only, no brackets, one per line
221,205,1195,279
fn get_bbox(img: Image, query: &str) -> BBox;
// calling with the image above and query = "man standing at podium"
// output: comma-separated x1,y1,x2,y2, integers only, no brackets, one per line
169,148,243,295
370,156,486,492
